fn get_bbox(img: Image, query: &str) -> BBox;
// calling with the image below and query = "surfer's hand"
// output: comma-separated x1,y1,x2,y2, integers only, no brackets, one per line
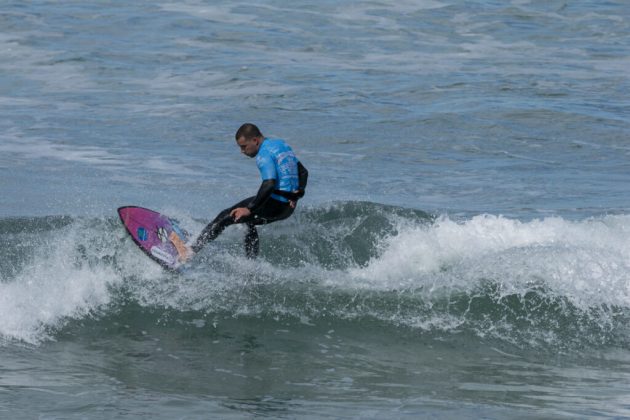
230,207,251,221
289,189,302,208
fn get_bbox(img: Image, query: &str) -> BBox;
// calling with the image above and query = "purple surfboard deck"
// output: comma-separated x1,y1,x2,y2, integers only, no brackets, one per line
118,206,189,271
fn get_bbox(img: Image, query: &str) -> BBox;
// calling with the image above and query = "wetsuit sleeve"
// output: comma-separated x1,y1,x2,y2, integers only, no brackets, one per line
247,179,276,212
297,161,308,196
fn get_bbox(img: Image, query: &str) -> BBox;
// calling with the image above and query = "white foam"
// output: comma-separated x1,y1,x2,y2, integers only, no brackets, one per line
333,0,447,31
0,33,94,92
137,70,293,98
0,128,203,178
160,2,257,25
0,130,124,168
349,214,630,308
0,224,122,344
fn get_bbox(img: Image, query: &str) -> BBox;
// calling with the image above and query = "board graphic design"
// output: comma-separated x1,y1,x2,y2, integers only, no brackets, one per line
118,206,190,271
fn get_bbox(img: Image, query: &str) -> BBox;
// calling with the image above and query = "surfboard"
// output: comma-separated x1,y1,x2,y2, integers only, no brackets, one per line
117,206,191,271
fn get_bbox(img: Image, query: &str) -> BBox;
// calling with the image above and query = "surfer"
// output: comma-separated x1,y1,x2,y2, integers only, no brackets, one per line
189,123,308,258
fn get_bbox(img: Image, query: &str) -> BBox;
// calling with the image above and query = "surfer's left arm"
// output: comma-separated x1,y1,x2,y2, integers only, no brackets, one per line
231,179,276,221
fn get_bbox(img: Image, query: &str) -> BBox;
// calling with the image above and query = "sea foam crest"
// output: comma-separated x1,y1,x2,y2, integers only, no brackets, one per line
3,211,630,345
0,220,128,344
350,214,630,308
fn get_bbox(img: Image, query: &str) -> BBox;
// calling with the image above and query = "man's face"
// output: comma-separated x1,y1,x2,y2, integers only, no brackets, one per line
236,136,261,158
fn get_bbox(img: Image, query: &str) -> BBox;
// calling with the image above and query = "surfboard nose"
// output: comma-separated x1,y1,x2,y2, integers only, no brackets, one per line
118,206,143,223
117,206,131,221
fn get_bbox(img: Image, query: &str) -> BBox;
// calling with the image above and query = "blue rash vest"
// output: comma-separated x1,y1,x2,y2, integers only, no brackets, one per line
255,138,299,203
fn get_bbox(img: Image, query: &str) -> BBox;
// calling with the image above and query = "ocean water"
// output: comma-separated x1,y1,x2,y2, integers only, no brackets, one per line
1,0,630,418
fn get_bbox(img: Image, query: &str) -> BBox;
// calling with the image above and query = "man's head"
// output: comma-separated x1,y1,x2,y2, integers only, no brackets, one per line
235,123,264,158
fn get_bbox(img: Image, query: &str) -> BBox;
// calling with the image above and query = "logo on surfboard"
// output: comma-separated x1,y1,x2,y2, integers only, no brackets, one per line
156,227,168,243
150,246,175,265
137,227,148,241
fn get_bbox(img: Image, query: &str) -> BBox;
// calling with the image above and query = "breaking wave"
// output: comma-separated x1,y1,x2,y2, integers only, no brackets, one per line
1,201,629,351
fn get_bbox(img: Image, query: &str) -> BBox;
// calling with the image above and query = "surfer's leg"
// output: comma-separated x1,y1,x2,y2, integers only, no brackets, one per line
244,223,259,259
240,199,294,258
191,209,232,253
253,198,295,224
191,197,254,253
191,197,294,256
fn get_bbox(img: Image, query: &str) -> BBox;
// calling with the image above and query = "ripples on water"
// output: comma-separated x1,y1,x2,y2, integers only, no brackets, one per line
1,1,628,217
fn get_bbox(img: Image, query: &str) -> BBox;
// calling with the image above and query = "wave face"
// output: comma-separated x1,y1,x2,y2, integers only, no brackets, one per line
1,201,629,351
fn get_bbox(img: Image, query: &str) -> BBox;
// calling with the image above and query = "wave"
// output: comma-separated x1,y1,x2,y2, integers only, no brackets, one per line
1,201,629,350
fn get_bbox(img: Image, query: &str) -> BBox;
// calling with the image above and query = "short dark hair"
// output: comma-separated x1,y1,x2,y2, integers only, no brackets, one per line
235,123,263,140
